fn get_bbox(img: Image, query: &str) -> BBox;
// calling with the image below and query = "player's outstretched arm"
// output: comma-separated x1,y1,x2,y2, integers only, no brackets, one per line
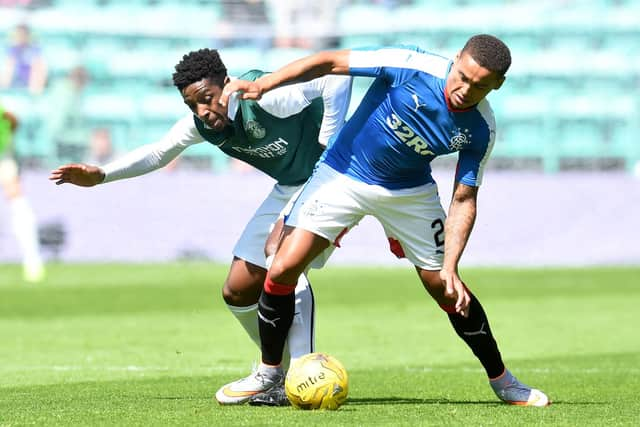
441,182,478,317
220,50,351,107
49,163,105,187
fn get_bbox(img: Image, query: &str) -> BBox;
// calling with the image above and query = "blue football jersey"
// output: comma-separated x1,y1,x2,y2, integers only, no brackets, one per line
322,46,496,189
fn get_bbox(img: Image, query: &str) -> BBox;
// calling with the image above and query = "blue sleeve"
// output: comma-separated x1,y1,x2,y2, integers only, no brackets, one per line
456,104,496,186
455,138,494,187
348,45,431,87
455,150,483,187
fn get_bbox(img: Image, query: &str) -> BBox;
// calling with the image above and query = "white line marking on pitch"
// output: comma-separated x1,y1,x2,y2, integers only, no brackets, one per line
405,367,640,374
1,365,247,372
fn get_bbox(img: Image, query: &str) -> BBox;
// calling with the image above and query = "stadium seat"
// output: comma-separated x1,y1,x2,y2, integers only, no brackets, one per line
218,47,267,77
493,92,552,121
494,120,550,159
106,49,175,83
609,119,640,170
0,90,39,120
139,90,184,122
263,48,313,72
81,93,136,124
339,35,388,49
337,4,390,36
41,39,83,79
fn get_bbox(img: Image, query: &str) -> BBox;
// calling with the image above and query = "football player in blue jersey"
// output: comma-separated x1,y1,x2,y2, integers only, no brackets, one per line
219,34,550,406
49,48,353,406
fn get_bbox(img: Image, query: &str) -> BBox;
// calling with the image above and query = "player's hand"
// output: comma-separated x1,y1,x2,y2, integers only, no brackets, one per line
440,268,471,317
49,163,105,187
219,79,263,107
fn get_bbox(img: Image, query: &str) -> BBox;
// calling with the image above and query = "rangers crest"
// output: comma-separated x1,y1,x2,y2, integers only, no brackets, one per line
449,127,473,150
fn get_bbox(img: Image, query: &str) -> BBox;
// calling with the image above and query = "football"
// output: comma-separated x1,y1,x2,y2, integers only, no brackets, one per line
285,352,349,410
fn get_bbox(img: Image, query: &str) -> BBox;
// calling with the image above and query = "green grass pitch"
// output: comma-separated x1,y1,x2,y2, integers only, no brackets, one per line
1,263,639,426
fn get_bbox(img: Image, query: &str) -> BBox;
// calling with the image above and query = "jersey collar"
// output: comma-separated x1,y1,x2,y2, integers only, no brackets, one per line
226,76,240,121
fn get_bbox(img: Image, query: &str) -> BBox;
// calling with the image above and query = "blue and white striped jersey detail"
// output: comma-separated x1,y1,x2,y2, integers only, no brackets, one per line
473,100,496,186
349,46,450,80
321,45,496,189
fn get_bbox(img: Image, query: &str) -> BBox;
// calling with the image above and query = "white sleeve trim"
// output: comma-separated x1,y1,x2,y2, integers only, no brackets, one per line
316,75,353,146
350,48,450,79
257,81,310,118
475,100,497,186
102,114,204,183
258,75,352,146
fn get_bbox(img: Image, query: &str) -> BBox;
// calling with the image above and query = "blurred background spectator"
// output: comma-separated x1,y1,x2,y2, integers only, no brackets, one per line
45,65,110,164
267,0,342,49
0,102,45,282
85,127,114,165
215,0,272,50
0,23,47,95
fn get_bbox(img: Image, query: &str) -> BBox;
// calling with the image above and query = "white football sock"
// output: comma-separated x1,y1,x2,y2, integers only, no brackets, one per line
227,273,315,372
227,302,261,350
266,254,315,369
288,273,315,367
10,196,43,275
227,301,293,371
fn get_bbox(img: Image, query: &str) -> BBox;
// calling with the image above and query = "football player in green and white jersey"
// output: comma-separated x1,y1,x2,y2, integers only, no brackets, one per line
1,103,45,282
49,48,353,406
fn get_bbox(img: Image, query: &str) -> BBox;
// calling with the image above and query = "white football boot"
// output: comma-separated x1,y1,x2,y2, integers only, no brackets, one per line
215,364,284,405
490,369,550,406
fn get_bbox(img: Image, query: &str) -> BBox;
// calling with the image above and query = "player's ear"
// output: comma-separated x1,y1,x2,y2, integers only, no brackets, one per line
494,75,506,91
223,76,231,86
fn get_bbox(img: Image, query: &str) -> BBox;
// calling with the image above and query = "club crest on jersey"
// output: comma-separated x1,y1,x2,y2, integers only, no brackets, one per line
386,113,434,156
301,199,324,218
245,120,266,139
448,127,473,150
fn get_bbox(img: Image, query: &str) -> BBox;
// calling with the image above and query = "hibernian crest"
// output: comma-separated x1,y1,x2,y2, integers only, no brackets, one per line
449,127,473,150
246,120,266,139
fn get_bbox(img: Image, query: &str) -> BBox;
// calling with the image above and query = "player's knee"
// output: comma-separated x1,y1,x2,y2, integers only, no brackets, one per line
221,283,235,304
268,258,303,285
221,279,262,306
427,284,457,307
418,268,455,306
264,270,296,296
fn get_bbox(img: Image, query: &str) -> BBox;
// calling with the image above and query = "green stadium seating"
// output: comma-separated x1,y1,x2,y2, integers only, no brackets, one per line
218,47,268,76
263,48,313,72
139,90,185,122
2,0,637,172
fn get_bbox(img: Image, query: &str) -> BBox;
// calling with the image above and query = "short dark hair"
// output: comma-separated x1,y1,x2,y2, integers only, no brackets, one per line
172,48,227,91
461,34,511,76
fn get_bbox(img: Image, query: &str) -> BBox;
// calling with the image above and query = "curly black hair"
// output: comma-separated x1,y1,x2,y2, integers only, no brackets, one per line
172,48,228,91
462,34,511,76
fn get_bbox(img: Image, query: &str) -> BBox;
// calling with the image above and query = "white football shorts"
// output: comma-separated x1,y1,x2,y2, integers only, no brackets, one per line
233,182,334,270
286,162,446,270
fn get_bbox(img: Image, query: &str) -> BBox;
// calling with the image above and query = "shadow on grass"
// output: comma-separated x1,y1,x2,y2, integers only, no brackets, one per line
347,396,495,405
346,397,607,406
